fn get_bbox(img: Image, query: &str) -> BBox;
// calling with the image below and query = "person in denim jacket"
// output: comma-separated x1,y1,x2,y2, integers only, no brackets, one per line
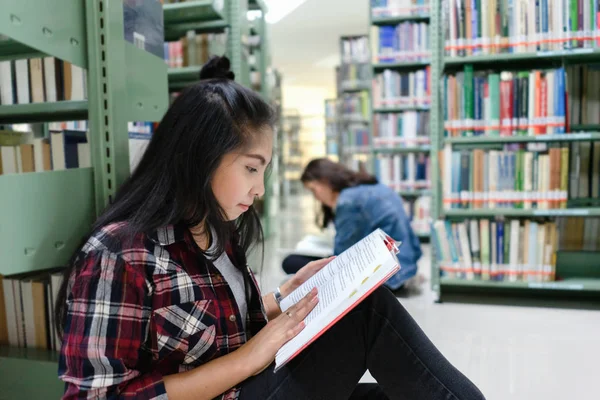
283,158,422,290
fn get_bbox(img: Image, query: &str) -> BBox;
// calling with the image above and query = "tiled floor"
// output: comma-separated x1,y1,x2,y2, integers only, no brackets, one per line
251,194,600,400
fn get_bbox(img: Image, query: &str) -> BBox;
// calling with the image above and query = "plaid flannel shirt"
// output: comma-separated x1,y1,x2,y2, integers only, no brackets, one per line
58,222,268,399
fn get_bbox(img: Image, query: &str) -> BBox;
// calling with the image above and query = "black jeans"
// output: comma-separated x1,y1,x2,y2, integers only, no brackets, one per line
239,287,486,400
282,254,323,275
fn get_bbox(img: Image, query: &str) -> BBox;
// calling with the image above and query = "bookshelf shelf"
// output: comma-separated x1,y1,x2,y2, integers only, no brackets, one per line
163,0,227,26
168,66,203,81
373,106,431,113
0,101,88,124
444,208,600,218
0,0,87,68
444,49,600,70
444,132,600,145
0,168,95,276
373,146,431,154
0,347,63,398
373,61,431,71
0,39,43,61
439,277,600,293
372,15,431,25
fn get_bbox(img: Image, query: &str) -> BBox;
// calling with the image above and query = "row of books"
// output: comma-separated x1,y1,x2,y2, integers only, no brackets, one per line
337,64,371,92
569,65,600,125
343,127,370,150
0,129,90,175
373,111,430,147
401,195,431,235
371,0,431,17
441,143,600,210
0,58,86,105
370,22,431,63
340,92,370,120
373,67,431,108
341,36,371,64
443,66,567,137
443,65,600,137
164,31,227,69
0,271,64,350
444,0,600,57
558,217,600,251
433,219,558,282
375,153,431,191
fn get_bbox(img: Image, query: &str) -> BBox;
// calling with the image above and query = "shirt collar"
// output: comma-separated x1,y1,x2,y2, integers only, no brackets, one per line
148,223,188,246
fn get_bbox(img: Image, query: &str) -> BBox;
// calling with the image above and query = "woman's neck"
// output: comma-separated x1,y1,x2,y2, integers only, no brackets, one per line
190,224,211,251
330,192,340,211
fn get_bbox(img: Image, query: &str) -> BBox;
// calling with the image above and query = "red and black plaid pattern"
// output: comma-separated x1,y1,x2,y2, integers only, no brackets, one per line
59,222,267,399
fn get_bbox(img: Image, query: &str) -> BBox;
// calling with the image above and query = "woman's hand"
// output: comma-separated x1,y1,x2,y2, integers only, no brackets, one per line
281,256,335,297
239,288,319,376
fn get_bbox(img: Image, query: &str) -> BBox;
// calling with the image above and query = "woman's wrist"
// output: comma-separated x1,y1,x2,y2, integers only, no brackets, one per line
279,280,295,298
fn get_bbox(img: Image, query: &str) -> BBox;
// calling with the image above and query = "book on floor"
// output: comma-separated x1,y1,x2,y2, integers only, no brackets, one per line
274,229,401,372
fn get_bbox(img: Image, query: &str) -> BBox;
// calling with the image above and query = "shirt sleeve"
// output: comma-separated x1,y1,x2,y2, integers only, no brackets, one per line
59,250,167,400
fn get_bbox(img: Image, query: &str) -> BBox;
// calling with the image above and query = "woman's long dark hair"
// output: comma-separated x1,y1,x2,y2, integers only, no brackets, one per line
300,158,377,228
55,56,275,336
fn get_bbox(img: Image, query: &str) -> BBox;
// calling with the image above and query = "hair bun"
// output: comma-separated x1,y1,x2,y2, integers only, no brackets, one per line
199,56,235,81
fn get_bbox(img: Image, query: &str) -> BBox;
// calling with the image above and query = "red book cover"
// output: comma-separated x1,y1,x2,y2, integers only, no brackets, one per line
540,74,547,135
500,78,512,136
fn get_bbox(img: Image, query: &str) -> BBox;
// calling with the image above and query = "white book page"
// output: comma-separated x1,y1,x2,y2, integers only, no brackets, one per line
280,230,392,312
275,254,399,371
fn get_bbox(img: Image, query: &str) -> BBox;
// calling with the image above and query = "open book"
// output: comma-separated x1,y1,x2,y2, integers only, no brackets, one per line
275,228,401,372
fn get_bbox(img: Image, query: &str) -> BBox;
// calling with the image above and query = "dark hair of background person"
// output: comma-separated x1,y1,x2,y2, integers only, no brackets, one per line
300,158,378,228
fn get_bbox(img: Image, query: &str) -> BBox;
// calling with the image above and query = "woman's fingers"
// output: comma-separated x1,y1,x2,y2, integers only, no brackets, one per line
306,256,335,271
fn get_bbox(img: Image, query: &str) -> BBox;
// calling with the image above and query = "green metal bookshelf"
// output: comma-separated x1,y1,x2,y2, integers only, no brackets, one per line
368,3,434,243
0,0,169,397
430,0,600,303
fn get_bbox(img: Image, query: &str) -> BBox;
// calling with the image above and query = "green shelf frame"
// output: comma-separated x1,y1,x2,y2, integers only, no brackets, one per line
373,146,431,154
0,169,96,276
163,0,227,26
374,106,431,113
0,39,43,61
444,208,600,218
0,0,88,68
0,100,88,124
444,132,600,145
0,347,63,399
373,61,431,71
372,14,431,25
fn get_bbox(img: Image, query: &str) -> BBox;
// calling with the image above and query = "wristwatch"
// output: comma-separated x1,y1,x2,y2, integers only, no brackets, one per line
273,286,283,306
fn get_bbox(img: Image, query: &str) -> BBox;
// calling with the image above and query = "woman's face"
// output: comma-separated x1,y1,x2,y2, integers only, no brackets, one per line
304,180,337,208
211,128,273,221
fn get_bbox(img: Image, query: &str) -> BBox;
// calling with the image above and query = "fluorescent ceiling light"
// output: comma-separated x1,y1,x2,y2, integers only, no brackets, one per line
265,0,307,24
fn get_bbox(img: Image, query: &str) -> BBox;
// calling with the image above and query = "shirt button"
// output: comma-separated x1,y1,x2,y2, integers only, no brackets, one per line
229,315,236,322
